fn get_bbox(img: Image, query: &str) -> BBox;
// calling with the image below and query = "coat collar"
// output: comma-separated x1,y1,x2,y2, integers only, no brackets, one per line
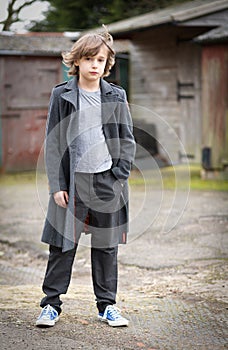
61,77,117,110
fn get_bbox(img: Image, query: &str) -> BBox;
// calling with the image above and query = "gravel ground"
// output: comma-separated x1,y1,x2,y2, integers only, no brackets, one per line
0,175,227,349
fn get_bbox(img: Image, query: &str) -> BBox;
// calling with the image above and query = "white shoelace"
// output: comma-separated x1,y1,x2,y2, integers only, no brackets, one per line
103,305,122,319
41,305,56,318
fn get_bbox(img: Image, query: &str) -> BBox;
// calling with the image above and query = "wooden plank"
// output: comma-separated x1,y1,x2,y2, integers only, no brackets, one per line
2,109,47,171
0,54,62,170
202,44,228,169
129,29,181,163
177,41,202,161
3,56,61,111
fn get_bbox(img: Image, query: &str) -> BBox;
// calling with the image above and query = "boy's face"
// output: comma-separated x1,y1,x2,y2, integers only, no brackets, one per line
75,44,108,83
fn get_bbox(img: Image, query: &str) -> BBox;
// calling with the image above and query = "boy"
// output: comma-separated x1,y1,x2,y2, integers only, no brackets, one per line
36,27,135,328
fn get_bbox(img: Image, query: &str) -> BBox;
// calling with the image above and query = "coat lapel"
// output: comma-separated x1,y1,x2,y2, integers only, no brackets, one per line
60,77,118,112
60,77,79,111
100,78,118,102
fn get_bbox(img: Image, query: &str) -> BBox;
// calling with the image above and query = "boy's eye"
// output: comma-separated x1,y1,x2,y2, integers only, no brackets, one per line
84,57,106,63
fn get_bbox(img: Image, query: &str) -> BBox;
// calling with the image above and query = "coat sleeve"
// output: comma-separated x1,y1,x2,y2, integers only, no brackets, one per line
111,89,136,181
45,88,68,194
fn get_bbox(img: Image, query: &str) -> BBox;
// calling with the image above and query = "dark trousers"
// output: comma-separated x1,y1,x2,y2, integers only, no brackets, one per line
41,170,121,314
40,244,118,314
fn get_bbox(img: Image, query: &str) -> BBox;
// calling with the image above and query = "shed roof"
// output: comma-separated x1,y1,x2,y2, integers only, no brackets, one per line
0,32,72,56
96,0,228,36
195,25,228,43
0,32,130,56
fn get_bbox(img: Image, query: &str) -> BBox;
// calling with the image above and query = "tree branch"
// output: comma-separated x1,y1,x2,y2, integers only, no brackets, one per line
2,0,38,31
14,0,38,16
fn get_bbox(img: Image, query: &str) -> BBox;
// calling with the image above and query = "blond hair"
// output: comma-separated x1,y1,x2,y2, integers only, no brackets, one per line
62,27,115,77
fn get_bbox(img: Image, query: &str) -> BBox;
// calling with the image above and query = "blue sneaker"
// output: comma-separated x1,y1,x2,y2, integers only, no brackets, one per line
36,304,59,327
98,305,129,327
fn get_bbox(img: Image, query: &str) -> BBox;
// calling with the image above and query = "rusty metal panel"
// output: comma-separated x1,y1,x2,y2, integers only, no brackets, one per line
202,44,228,169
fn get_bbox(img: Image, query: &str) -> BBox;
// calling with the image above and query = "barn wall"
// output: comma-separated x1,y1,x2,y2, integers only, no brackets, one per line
129,26,202,164
0,55,62,171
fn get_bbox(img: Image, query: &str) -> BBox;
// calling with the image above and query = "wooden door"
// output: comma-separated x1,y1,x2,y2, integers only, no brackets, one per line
1,56,61,171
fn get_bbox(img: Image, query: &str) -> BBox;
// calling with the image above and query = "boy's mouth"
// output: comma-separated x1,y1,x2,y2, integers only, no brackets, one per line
90,71,99,75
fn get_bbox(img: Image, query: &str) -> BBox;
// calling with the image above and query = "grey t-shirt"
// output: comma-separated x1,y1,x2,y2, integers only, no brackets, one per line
74,87,112,173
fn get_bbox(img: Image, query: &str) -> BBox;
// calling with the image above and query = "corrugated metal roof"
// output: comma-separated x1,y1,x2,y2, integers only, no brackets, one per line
93,0,228,35
0,32,130,55
195,25,228,43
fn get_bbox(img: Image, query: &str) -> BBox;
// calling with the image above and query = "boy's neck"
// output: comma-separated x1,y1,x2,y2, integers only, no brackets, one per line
78,77,100,92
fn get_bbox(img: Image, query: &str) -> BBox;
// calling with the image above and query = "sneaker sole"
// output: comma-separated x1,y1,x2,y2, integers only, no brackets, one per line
36,316,59,327
107,319,129,327
98,316,129,327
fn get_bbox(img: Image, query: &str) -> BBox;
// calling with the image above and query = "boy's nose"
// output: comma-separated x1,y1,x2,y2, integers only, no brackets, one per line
92,60,98,67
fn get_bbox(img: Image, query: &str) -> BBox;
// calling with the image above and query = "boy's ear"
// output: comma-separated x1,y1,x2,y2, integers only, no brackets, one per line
74,60,79,66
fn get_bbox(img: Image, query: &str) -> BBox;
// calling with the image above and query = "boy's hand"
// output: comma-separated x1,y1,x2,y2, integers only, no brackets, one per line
53,191,69,208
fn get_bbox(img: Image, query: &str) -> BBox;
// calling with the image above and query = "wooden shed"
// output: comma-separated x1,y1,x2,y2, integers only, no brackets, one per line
100,0,228,167
0,32,129,171
0,32,71,171
1,0,228,172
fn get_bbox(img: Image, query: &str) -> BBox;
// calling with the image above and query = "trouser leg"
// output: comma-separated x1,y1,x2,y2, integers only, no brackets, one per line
91,246,118,314
40,245,77,314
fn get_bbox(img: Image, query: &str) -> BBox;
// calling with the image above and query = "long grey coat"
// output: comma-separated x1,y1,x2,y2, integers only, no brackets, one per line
41,77,135,252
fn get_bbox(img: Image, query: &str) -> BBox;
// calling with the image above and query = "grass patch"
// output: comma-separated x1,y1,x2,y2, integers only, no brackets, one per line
187,164,228,191
0,165,227,191
129,164,228,191
0,171,37,186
